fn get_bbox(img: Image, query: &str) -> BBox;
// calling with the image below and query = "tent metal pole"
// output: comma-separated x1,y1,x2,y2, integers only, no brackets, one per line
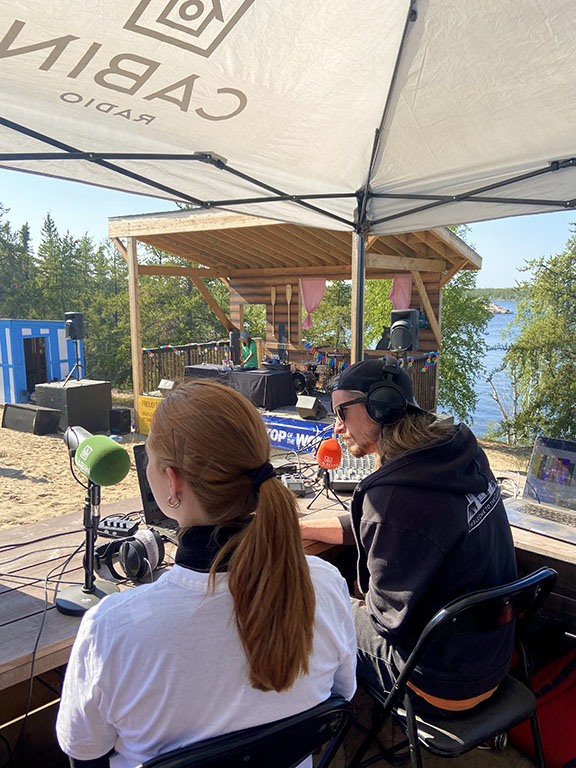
350,232,366,365
126,237,143,433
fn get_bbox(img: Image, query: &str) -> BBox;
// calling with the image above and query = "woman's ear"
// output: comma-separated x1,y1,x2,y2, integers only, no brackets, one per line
165,466,183,497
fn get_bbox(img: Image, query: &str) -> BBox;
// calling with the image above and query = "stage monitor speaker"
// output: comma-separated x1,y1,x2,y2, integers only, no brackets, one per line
296,395,327,421
2,403,61,435
64,311,85,341
110,408,131,435
390,309,419,352
35,380,112,432
158,378,177,398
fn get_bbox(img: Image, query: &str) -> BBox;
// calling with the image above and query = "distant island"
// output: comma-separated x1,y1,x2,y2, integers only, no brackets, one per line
486,302,513,314
468,287,525,300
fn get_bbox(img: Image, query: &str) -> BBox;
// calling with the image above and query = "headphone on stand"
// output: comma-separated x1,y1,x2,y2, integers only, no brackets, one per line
94,529,165,581
364,358,409,426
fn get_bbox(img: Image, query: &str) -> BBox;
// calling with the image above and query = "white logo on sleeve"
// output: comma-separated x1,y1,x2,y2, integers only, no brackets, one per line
465,480,501,531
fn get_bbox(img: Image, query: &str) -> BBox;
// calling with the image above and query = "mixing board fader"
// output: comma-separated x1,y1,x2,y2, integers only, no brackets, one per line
328,446,375,491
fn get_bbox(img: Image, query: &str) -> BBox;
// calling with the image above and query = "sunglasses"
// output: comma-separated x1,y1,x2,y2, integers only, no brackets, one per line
333,396,366,423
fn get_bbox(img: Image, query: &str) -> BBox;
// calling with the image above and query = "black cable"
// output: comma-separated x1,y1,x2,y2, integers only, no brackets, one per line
5,542,83,768
0,545,80,567
0,529,84,552
69,452,88,489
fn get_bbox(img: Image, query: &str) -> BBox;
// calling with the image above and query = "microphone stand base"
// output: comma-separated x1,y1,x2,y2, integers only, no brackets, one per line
55,580,120,616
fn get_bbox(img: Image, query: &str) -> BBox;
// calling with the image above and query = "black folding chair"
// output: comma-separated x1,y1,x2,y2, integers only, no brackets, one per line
136,694,353,768
348,567,558,768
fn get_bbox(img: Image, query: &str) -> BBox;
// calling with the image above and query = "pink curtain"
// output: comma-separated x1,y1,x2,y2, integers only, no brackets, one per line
389,274,412,309
300,278,326,329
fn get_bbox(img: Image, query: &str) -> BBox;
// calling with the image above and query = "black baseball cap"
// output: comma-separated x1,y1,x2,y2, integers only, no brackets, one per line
333,357,426,413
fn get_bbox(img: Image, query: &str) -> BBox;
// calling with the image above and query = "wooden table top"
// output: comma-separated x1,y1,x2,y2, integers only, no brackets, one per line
2,486,576,692
0,489,346,692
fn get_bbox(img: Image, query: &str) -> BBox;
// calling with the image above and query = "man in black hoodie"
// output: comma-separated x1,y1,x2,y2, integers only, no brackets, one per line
300,357,517,713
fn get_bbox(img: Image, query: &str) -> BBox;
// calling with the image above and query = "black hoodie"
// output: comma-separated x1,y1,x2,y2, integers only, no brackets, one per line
340,423,517,699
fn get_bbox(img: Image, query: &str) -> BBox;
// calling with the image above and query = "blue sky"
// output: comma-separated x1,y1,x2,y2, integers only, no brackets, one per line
1,168,574,288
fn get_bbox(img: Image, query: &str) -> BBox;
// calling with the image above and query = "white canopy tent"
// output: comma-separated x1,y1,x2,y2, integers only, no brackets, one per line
1,0,575,355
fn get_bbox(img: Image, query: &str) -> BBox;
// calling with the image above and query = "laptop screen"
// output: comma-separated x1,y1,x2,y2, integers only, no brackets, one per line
133,443,171,525
523,435,576,510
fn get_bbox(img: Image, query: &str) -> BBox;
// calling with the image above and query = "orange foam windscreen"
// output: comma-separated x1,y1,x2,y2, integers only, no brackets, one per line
317,438,342,469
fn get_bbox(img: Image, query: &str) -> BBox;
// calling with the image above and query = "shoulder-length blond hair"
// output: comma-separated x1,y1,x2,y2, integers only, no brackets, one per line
376,409,453,465
148,380,315,693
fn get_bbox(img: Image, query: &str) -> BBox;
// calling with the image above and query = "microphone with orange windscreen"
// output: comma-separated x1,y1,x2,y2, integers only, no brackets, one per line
317,438,342,470
307,438,347,510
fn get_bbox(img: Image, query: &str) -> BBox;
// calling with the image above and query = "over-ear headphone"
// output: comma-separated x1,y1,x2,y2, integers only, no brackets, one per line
95,529,165,581
365,358,408,426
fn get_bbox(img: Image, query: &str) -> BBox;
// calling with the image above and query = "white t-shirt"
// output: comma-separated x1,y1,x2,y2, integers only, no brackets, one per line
56,556,357,768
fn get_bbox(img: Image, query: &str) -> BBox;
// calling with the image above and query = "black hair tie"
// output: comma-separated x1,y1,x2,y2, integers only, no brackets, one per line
245,461,275,492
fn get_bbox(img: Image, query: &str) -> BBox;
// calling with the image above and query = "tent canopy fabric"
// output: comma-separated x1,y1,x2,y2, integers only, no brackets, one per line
1,0,575,234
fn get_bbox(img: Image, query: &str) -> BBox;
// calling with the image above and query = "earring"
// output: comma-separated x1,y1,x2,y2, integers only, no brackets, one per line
167,495,181,509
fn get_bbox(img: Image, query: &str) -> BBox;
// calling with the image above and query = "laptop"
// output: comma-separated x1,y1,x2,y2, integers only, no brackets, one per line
133,444,179,544
504,435,576,544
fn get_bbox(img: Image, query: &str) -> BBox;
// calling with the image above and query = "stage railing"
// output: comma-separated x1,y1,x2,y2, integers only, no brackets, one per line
142,344,224,393
142,338,265,393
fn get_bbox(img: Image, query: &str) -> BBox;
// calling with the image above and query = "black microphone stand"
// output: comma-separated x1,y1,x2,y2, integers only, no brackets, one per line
56,481,119,616
306,466,348,510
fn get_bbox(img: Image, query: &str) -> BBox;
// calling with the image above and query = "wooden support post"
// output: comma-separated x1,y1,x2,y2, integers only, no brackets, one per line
351,232,366,364
188,277,233,332
411,270,442,349
440,259,466,288
127,237,143,431
112,238,128,264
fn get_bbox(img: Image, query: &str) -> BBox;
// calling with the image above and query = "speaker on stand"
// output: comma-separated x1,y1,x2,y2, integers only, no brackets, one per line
64,311,85,383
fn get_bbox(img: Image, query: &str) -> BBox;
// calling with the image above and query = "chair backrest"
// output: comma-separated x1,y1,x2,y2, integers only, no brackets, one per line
136,695,353,768
388,567,558,709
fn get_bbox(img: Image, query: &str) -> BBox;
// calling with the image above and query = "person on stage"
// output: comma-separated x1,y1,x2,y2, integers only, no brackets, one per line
300,357,517,715
57,380,356,768
240,330,258,369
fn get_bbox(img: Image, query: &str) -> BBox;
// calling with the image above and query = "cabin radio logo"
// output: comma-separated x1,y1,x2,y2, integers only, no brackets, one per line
124,0,256,57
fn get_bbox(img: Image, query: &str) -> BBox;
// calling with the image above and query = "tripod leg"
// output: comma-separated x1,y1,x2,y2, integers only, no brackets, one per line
307,484,327,509
325,485,348,510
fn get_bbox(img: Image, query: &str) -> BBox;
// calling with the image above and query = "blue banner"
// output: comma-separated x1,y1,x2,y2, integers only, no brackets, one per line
261,414,333,453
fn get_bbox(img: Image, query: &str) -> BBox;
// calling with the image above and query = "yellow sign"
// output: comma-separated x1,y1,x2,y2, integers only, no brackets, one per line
137,395,162,435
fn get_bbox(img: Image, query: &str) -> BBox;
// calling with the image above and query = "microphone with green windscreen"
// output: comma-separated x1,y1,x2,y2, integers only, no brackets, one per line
75,435,131,486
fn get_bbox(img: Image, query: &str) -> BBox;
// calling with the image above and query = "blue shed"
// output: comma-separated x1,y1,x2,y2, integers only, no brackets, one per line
0,319,84,404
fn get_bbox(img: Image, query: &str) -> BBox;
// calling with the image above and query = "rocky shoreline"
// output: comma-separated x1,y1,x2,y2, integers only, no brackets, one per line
487,301,513,314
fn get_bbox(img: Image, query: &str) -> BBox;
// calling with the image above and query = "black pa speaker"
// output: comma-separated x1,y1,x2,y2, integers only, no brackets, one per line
110,407,131,435
390,309,419,352
229,329,241,365
296,395,327,421
64,311,85,341
1,403,61,435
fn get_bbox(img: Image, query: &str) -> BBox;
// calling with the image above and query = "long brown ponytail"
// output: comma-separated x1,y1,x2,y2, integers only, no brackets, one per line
148,380,315,692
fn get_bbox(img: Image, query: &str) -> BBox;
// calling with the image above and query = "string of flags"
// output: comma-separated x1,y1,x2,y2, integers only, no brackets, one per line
397,351,439,373
303,342,439,374
142,339,230,360
304,342,349,371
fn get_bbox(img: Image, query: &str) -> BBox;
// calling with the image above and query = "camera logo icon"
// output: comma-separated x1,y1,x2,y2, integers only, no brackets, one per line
124,0,256,57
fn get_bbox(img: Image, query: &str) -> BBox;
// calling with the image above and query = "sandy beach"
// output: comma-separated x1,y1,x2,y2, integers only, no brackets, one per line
0,405,532,530
0,406,145,529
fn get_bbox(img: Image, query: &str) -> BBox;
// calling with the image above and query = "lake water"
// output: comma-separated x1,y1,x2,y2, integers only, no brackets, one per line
468,299,517,438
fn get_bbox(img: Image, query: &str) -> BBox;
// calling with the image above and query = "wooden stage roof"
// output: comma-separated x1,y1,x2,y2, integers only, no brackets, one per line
109,209,481,278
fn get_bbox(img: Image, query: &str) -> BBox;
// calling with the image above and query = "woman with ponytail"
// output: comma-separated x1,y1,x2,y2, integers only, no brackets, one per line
57,380,356,768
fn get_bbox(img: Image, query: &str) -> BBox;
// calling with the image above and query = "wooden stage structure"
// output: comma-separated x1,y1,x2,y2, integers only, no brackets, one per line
108,210,482,427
